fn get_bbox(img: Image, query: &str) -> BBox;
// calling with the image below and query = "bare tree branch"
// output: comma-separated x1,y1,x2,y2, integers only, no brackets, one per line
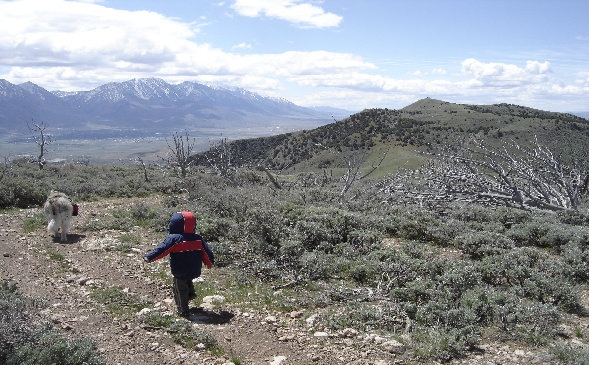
340,146,389,203
205,137,235,179
27,119,52,170
165,131,195,178
380,136,588,211
136,157,150,182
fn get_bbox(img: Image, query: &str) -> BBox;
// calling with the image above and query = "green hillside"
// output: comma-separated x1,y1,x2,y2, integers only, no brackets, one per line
193,98,589,174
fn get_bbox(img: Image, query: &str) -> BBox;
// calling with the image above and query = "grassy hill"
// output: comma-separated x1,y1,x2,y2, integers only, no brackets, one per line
193,98,589,175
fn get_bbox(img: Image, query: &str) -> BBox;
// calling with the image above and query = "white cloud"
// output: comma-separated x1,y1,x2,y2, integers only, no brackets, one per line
0,0,369,91
231,0,342,28
0,0,195,68
232,42,252,50
461,58,551,88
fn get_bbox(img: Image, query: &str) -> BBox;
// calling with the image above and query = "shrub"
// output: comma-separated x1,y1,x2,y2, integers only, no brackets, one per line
22,212,46,233
199,217,238,242
0,281,104,365
169,321,217,349
346,229,382,253
551,341,589,364
207,240,235,267
456,231,515,258
411,325,481,362
561,241,589,281
506,219,582,249
138,311,175,328
90,286,152,317
323,301,407,333
5,326,105,365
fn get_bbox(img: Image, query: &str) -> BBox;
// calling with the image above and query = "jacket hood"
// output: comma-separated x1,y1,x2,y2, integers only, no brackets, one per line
168,211,196,234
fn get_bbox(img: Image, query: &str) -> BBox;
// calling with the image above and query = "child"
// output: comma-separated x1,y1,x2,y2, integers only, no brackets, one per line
143,211,214,317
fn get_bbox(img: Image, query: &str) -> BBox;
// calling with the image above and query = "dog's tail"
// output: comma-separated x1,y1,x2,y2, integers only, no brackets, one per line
47,218,59,233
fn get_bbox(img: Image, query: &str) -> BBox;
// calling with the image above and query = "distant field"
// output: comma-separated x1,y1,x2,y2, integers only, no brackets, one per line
0,136,203,164
0,127,283,164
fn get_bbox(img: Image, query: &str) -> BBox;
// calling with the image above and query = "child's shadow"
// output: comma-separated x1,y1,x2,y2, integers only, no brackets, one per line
52,234,86,244
188,308,234,324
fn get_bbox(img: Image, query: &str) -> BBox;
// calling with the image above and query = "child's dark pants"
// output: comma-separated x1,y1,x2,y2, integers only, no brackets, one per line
173,278,196,316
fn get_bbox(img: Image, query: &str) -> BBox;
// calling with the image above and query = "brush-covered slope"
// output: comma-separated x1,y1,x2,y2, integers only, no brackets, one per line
194,98,589,172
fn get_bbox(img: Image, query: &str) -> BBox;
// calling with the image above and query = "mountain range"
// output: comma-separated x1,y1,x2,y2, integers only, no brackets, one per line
0,78,350,138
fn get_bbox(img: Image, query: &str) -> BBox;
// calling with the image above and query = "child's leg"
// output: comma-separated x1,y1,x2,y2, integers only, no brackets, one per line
188,280,196,301
173,278,191,316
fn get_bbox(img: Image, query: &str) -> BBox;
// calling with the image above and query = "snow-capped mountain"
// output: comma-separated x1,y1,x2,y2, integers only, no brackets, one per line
0,78,341,137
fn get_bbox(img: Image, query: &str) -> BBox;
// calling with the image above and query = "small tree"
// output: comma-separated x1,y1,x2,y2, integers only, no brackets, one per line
166,131,195,178
339,146,389,203
205,137,235,179
136,157,150,182
27,119,52,170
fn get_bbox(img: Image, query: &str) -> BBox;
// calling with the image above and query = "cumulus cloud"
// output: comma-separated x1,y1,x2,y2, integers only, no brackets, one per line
231,0,342,28
0,0,368,92
0,0,195,68
461,58,551,88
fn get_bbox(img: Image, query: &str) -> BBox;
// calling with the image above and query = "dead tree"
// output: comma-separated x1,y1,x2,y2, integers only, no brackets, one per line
166,131,195,178
380,136,588,211
27,119,52,170
205,137,235,179
257,165,282,189
340,146,389,203
137,157,149,182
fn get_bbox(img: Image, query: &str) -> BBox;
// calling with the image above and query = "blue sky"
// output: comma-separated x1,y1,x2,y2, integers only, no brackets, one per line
0,0,588,112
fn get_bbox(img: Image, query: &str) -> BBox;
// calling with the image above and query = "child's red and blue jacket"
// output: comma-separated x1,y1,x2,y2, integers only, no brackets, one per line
143,211,214,280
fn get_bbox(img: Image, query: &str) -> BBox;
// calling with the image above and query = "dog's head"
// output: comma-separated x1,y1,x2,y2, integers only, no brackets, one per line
47,190,68,200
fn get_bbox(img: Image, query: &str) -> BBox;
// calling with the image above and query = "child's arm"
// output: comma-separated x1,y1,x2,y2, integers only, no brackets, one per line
143,237,176,263
202,240,215,266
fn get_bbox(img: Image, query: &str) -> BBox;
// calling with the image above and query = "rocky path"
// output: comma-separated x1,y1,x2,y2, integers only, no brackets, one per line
0,197,403,365
1,197,586,364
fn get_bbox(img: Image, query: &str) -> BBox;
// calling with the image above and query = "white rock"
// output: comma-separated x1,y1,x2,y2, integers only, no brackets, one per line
269,356,287,365
341,328,358,338
306,314,318,327
289,310,304,319
382,340,406,354
136,308,152,316
264,315,277,324
195,343,206,351
374,336,386,344
514,349,526,357
313,331,329,338
202,295,226,305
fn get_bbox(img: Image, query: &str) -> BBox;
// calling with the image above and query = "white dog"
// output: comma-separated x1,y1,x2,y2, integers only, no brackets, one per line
43,191,73,242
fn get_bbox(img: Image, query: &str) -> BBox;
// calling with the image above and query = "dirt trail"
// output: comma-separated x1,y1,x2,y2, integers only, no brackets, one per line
0,197,399,365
